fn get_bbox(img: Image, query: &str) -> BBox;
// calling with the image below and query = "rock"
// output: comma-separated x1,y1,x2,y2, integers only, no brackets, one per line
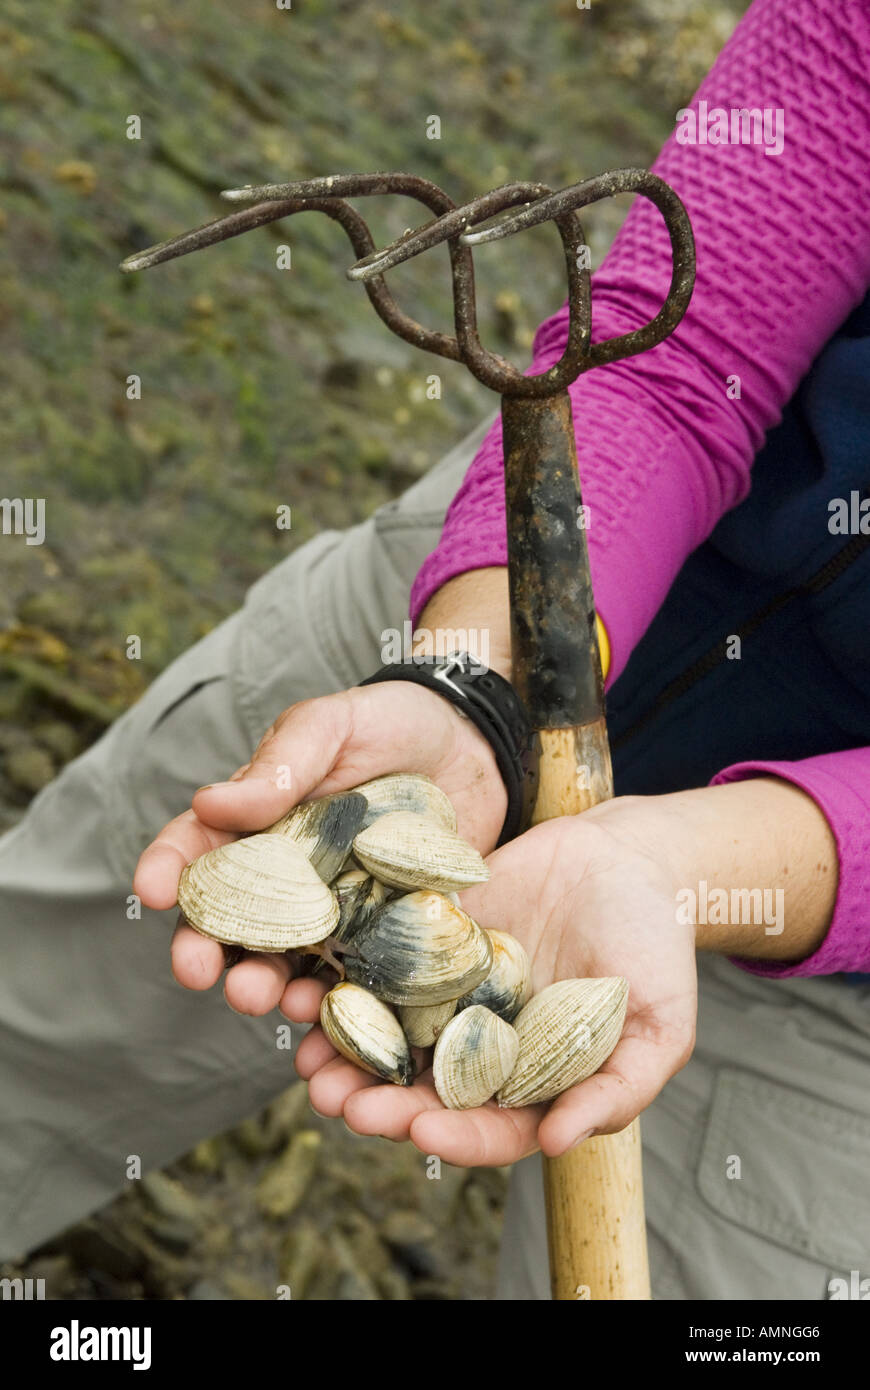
262,1082,310,1147
278,1220,323,1300
232,1115,273,1158
140,1171,206,1233
14,1253,76,1299
255,1130,321,1220
380,1211,437,1247
45,1221,141,1280
183,1136,224,1174
219,1272,273,1301
5,744,55,793
32,720,81,764
410,1277,459,1301
337,1211,392,1279
329,1230,380,1300
143,1216,196,1254
376,1268,412,1301
53,160,97,195
380,1210,440,1280
187,1278,232,1300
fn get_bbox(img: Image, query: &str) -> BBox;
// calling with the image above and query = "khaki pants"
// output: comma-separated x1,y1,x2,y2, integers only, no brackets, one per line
2,418,870,1297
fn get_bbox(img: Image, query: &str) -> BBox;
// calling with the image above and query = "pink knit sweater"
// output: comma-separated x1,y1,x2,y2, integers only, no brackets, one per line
410,0,870,978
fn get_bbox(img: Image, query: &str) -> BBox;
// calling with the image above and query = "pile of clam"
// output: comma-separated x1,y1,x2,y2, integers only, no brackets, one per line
177,774,627,1110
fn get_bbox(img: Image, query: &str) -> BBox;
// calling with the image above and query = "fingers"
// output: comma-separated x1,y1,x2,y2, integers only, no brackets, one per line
341,1069,544,1167
171,920,295,1010
342,1069,445,1141
409,1098,544,1167
223,952,292,1015
294,1026,338,1079
171,921,226,990
134,809,235,909
280,975,330,1024
190,693,356,833
536,1031,688,1157
307,1053,385,1117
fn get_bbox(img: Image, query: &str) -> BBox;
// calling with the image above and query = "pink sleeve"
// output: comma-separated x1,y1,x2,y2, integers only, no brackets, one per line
709,751,870,978
409,0,870,689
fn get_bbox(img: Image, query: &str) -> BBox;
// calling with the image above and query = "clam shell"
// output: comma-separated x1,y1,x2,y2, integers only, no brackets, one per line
355,773,457,832
267,791,367,883
311,868,388,975
497,977,628,1108
177,833,339,952
320,982,414,1085
398,999,457,1048
352,811,489,893
456,930,531,1022
433,1005,519,1110
344,890,493,1006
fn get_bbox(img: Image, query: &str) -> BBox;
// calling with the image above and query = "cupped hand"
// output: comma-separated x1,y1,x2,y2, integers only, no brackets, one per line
288,797,698,1163
133,682,507,1015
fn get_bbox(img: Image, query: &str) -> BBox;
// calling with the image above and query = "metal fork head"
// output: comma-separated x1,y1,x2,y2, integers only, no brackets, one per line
120,167,694,398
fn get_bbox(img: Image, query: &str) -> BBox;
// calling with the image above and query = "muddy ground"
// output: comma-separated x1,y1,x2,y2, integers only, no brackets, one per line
0,0,747,1299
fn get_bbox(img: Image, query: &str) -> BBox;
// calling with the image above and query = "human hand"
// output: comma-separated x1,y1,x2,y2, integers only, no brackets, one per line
133,681,507,1013
288,795,698,1163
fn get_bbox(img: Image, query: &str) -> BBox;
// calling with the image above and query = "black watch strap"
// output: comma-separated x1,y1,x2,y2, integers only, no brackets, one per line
358,652,539,846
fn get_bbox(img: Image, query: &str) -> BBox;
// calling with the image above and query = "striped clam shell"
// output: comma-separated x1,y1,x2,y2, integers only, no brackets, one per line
320,982,414,1086
456,930,531,1022
352,811,489,894
398,999,458,1048
344,890,493,1006
354,773,457,832
177,833,339,952
433,1005,519,1110
267,791,367,883
497,977,628,1108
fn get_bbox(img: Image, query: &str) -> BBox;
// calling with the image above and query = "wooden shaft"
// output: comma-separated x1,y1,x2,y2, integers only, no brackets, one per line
533,723,650,1301
503,392,650,1301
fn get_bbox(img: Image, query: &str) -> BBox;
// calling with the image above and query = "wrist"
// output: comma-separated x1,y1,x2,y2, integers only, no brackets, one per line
608,780,839,962
415,567,512,678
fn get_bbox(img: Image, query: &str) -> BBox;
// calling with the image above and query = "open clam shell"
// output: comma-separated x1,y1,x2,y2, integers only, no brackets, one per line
177,833,339,952
267,791,367,883
456,930,531,1022
433,1005,519,1110
310,868,389,976
398,999,457,1048
320,982,414,1086
344,890,493,1006
497,977,628,1108
352,811,489,893
354,773,457,832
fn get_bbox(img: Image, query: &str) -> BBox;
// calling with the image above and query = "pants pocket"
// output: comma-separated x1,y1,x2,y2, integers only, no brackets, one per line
683,1066,870,1298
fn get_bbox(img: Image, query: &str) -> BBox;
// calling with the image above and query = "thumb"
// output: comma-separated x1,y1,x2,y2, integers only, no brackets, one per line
191,691,356,832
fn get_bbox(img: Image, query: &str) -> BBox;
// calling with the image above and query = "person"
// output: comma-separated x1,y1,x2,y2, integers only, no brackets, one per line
2,0,869,1299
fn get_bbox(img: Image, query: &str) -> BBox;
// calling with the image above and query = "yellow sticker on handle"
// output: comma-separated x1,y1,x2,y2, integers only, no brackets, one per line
595,613,611,680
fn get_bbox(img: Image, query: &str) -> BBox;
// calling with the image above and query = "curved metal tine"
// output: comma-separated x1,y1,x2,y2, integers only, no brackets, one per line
220,172,451,206
460,167,696,364
118,184,465,363
346,182,550,282
340,180,595,397
119,197,314,273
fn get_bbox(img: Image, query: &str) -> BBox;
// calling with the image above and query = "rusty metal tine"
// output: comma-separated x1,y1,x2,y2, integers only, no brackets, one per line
119,193,466,364
460,168,695,365
346,183,549,282
219,172,456,209
459,168,680,244
120,198,318,273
